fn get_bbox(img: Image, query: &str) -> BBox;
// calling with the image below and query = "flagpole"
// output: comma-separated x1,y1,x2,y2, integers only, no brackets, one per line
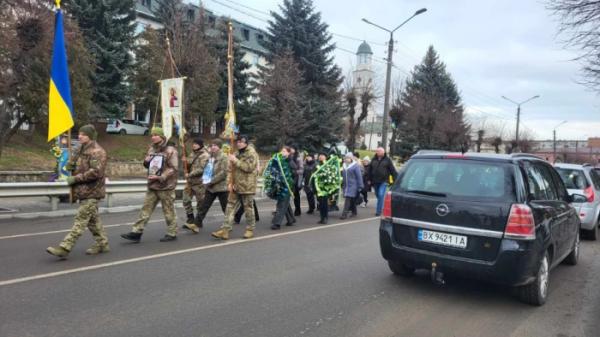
165,36,188,177
227,22,236,187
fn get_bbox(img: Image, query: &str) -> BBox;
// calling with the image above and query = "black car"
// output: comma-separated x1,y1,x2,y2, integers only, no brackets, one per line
379,152,583,306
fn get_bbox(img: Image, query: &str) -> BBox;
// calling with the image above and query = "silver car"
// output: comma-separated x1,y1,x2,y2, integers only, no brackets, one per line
554,163,600,240
106,119,149,135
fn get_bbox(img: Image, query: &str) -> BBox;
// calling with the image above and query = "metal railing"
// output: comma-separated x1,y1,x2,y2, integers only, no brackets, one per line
0,179,265,211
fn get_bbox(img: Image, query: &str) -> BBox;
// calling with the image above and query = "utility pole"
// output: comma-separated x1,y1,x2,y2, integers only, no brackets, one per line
382,36,394,151
501,95,540,152
552,121,567,163
553,129,556,163
362,8,427,151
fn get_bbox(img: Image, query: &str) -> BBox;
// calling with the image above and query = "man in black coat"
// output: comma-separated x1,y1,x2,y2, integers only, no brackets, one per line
367,147,397,216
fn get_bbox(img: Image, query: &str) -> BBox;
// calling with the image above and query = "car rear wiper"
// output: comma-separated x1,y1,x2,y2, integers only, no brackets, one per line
405,190,447,197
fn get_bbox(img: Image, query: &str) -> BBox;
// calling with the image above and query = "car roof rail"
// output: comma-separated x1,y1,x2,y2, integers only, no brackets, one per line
510,153,543,160
414,150,450,155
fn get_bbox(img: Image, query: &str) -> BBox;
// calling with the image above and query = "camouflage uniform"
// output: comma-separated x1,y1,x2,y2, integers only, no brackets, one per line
221,144,259,231
59,140,109,252
182,147,209,216
196,150,229,223
131,139,179,237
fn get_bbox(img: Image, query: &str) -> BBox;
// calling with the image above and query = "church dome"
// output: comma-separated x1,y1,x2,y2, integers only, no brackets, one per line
357,41,373,55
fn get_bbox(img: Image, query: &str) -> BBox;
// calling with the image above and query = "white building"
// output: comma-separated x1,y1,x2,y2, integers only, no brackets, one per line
352,41,390,150
133,0,269,132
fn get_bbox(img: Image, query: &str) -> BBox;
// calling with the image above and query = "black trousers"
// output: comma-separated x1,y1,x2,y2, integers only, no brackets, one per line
342,197,357,216
305,188,315,211
293,186,301,213
318,195,329,220
360,189,368,204
197,190,228,222
234,198,259,223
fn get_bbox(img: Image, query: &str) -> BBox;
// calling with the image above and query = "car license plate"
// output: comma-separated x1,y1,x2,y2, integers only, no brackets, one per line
418,229,467,248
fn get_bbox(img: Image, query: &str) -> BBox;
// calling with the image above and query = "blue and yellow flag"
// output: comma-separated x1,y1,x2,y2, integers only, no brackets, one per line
47,3,74,142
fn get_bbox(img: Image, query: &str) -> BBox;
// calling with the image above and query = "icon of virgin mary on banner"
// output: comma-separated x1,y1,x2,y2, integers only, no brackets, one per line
160,78,184,140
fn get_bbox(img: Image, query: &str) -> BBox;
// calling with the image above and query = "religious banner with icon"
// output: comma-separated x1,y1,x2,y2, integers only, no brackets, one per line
160,77,184,140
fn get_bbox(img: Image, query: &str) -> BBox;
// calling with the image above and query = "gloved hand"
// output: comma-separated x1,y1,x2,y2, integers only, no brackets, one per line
66,176,77,185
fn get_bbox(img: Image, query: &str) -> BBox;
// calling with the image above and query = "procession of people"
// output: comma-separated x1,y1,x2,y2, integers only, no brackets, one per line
46,124,395,259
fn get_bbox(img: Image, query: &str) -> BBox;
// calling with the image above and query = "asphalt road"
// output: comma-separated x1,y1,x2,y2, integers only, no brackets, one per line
1,199,599,337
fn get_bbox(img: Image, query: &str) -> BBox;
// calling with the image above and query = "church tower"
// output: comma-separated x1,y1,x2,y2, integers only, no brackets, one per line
353,41,374,91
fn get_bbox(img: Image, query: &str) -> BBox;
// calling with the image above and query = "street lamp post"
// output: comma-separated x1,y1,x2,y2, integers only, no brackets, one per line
362,8,427,151
553,120,567,163
501,95,540,151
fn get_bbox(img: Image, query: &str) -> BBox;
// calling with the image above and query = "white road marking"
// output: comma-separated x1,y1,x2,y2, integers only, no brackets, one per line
0,217,379,287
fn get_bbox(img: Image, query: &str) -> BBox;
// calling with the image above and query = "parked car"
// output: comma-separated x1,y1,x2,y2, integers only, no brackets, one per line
379,152,583,306
106,119,149,135
554,163,600,240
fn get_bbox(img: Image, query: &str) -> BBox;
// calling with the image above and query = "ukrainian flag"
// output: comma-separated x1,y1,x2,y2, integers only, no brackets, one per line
47,5,74,142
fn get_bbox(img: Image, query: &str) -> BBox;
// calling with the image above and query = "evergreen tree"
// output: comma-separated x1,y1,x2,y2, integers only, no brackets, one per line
264,0,344,150
391,46,470,154
65,0,136,118
253,51,310,152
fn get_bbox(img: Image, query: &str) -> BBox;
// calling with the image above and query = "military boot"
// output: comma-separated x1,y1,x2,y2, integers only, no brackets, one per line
46,246,69,259
120,231,142,243
243,227,254,239
182,214,199,233
85,243,110,255
211,228,230,240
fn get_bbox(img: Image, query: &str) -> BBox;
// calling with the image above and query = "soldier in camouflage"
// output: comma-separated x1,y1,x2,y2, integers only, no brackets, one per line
211,134,259,240
181,138,209,233
195,138,229,226
46,124,109,259
121,127,179,243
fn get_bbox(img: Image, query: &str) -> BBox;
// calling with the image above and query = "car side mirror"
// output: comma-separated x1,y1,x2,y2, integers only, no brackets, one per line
569,193,588,203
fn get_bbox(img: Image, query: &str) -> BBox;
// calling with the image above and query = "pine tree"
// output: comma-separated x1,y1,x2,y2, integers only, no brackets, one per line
264,0,344,150
65,0,136,118
253,51,310,152
391,46,470,154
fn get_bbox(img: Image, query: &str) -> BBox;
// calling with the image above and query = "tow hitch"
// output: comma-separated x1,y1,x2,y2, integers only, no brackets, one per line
431,262,445,286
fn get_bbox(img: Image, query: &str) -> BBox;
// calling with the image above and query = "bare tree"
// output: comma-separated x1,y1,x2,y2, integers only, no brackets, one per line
548,0,600,91
343,76,375,152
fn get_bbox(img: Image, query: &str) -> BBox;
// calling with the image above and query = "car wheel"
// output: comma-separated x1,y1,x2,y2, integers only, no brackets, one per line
387,260,415,277
564,231,580,266
516,252,549,306
119,129,127,135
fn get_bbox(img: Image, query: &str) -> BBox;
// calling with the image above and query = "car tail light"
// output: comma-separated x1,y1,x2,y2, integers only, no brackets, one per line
382,192,392,220
584,186,594,202
504,204,535,240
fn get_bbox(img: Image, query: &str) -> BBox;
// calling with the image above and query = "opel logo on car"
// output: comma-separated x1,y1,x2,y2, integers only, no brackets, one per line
436,204,450,217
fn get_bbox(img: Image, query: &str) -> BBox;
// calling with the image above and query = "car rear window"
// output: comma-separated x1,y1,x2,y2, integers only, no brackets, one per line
396,159,516,202
555,168,590,190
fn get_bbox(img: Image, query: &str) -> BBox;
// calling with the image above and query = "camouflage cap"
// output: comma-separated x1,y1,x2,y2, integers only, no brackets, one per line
150,127,164,136
79,124,97,140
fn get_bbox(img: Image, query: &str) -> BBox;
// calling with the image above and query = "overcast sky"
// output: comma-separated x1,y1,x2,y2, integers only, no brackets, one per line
200,0,600,140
